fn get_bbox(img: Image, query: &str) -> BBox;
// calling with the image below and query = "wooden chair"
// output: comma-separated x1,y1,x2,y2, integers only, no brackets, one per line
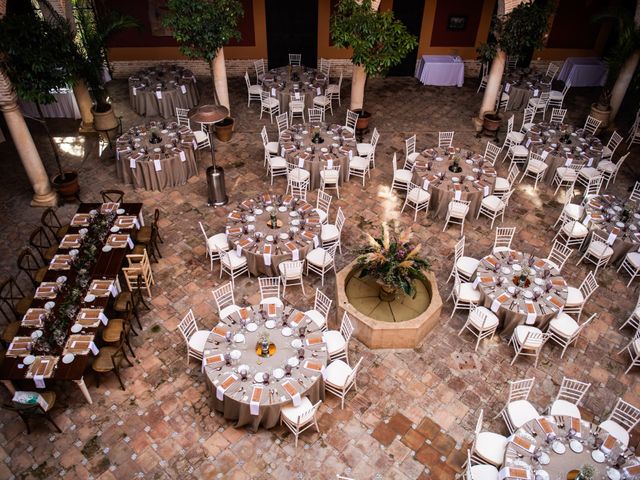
92,332,134,390
29,226,57,264
3,391,61,434
41,208,69,241
100,189,125,203
16,248,47,286
133,209,162,262
101,301,136,357
0,277,32,345
124,250,154,297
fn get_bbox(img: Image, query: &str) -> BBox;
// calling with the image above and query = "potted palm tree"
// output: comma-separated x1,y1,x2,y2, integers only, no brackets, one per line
330,0,417,125
0,4,83,199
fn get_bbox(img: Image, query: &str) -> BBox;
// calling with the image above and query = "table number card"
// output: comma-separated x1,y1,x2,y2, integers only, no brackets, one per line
180,85,187,94
155,90,163,99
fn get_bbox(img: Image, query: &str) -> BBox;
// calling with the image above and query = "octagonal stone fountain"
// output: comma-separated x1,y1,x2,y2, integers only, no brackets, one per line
336,260,443,349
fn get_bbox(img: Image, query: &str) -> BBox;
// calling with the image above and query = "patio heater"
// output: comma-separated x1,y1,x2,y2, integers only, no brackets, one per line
189,104,229,206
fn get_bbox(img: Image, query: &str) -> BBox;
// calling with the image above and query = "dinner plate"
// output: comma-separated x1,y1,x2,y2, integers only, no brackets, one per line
451,177,460,183
507,286,516,294
523,291,533,299
291,219,300,226
512,264,522,272
265,235,274,242
254,209,263,215
465,159,473,164
56,276,67,284
273,368,285,380
569,439,583,453
279,233,289,240
265,206,274,212
89,209,98,215
287,357,300,367
23,355,35,365
233,333,245,343
254,372,265,383
607,468,621,480
435,156,444,162
238,364,250,374
62,353,75,364
538,452,550,465
613,205,623,211
116,209,125,214
551,441,566,454
616,222,626,228
70,324,82,333
246,216,256,222
45,301,55,310
472,168,480,173
291,339,303,348
102,245,112,252
302,130,309,135
69,249,79,256
320,148,328,153
466,176,475,181
278,206,288,212
153,148,161,153
289,211,299,217
592,450,605,463
110,226,120,233
534,470,549,480
306,147,312,152
246,323,258,332
79,228,88,236
282,327,293,337
265,320,276,329
84,294,96,303
30,330,43,340
230,350,242,360
534,278,545,285
501,267,511,274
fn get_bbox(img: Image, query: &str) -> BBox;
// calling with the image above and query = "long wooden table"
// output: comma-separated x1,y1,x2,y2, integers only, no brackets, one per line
0,203,143,404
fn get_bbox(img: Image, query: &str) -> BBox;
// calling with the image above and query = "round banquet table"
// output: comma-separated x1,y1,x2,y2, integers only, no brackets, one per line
502,70,550,111
411,147,497,219
279,123,356,189
524,122,604,184
128,65,199,118
502,415,640,480
263,66,328,112
115,121,198,191
475,250,568,337
204,302,328,431
225,193,322,276
583,194,640,264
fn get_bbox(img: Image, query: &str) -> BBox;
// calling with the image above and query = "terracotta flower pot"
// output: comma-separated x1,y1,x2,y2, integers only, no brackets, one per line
482,112,502,132
215,117,234,142
353,109,371,130
52,171,79,201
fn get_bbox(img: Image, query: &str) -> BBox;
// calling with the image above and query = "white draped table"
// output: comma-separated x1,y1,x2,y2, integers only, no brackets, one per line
414,55,464,87
19,88,81,119
557,57,607,87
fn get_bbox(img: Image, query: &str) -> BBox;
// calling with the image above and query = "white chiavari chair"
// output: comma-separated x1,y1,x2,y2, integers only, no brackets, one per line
619,330,640,374
279,260,305,295
494,378,540,434
288,94,305,123
599,398,640,448
304,288,332,331
577,231,614,276
447,236,479,283
447,272,480,318
404,134,419,169
307,107,323,124
549,107,567,125
314,190,332,224
548,81,571,110
324,357,362,410
518,151,548,190
211,282,242,320
244,71,262,107
321,206,345,253
305,242,339,286
546,312,596,358
597,152,629,189
400,182,430,222
260,90,280,123
178,309,210,364
544,240,572,272
259,277,283,307
254,59,266,83
438,131,454,148
323,311,354,363
617,246,640,287
458,304,499,351
583,115,601,136
483,141,502,166
288,53,302,66
198,221,229,270
391,152,413,192
344,109,358,134
468,409,508,468
443,199,471,235
548,377,591,419
563,271,598,320
477,190,514,229
493,226,516,255
356,127,379,168
494,164,519,199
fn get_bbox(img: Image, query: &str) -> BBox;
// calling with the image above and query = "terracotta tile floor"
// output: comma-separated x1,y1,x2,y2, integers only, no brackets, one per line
0,75,639,479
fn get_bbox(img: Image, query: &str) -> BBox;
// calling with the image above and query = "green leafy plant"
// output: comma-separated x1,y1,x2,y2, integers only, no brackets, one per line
579,464,595,480
357,223,430,297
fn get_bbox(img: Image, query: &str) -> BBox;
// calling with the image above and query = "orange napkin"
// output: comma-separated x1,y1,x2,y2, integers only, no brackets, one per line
496,293,510,304
513,436,533,451
239,308,250,320
623,465,640,475
306,336,323,346
228,212,242,221
290,311,305,326
537,418,554,435
71,213,91,226
205,354,224,365
602,434,616,451
506,467,529,479
525,303,536,315
212,325,229,338
534,259,546,268
220,375,237,391
571,417,581,434
282,381,298,397
267,303,276,316
547,296,564,309
304,361,323,372
550,278,566,287
263,244,272,255
227,226,242,235
285,241,297,251
485,256,498,267
251,386,263,403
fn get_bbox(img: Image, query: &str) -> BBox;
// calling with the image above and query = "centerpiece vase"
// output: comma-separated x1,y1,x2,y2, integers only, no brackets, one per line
261,341,270,357
378,282,398,302
518,273,527,287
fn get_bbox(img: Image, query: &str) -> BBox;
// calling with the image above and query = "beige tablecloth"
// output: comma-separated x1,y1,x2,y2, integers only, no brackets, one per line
279,123,355,189
128,66,199,118
204,303,328,431
503,415,638,479
412,147,496,219
263,66,328,112
583,194,640,264
225,194,322,276
115,122,198,191
525,122,603,184
503,71,549,111
475,250,568,336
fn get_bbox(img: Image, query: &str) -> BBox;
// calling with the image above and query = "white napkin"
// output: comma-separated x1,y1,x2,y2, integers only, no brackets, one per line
533,89,540,97
298,158,305,168
132,87,137,96
348,150,352,160
180,85,187,94
271,87,276,97
483,185,490,197
473,277,481,288
291,248,299,261
327,159,334,168
491,298,501,313
498,466,531,480
236,243,242,256
316,87,322,95
153,159,162,171
129,158,137,169
108,281,118,297
155,90,162,99
423,179,430,190
294,91,300,100
263,252,272,266
505,83,511,93
587,157,594,167
525,139,532,148
525,301,536,325
454,189,462,200
313,235,320,248
607,231,618,245
89,342,99,355
192,140,197,149
126,237,134,250
250,386,262,415
281,147,285,157
179,150,186,162
564,158,572,166
541,150,550,160
34,374,45,389
99,312,109,326
582,214,591,226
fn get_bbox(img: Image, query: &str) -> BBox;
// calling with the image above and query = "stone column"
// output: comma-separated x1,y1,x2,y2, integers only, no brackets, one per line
478,49,507,118
0,70,58,207
610,0,640,121
349,0,381,111
73,80,95,132
212,48,231,114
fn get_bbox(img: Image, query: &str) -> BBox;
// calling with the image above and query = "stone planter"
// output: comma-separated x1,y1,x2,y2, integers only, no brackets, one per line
335,260,443,349
353,109,371,130
589,103,611,132
92,105,118,132
52,171,79,201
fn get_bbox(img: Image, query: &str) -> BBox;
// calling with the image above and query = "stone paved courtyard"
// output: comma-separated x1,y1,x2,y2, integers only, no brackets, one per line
0,74,639,480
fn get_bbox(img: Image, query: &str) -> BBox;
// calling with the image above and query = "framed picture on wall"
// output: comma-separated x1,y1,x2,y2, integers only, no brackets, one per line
447,15,467,31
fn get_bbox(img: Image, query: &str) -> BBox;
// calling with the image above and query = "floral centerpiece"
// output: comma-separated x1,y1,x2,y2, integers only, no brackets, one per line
357,223,430,300
577,464,595,480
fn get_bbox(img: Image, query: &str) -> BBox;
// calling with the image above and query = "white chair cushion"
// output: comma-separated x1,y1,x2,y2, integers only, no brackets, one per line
248,85,262,94
528,97,546,108
458,283,481,303
469,307,499,330
306,247,332,267
626,252,640,268
507,131,524,144
448,202,469,217
549,313,579,337
393,169,413,183
288,168,310,181
281,397,314,424
493,246,512,255
321,224,339,242
264,97,279,108
323,330,346,355
494,177,509,191
599,420,630,448
349,156,369,171
509,145,529,157
326,85,339,93
527,160,548,174
356,143,373,156
507,399,540,429
514,325,544,347
475,431,508,466
578,167,599,179
469,464,499,480
481,195,504,211
407,187,430,204
208,233,230,253
407,152,420,163
289,100,304,110
266,141,279,154
563,204,584,220
221,251,247,269
304,309,326,329
456,256,480,277
188,330,210,352
313,95,330,106
562,221,588,238
269,156,287,168
549,399,581,419
219,305,241,320
556,167,577,180
278,262,303,278
564,286,584,306
549,90,563,100
587,241,613,258
314,208,328,223
320,169,340,181
597,161,615,173
522,122,534,131
323,358,352,387
194,130,208,143
602,146,613,157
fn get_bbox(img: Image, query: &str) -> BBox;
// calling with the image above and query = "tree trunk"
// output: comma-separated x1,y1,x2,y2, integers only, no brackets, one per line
610,0,640,121
350,65,366,110
212,48,230,114
72,80,94,131
478,49,507,118
36,103,65,179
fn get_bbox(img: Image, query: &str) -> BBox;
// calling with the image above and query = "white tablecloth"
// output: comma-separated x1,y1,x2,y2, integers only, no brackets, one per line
19,89,81,119
415,55,464,87
557,57,607,87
